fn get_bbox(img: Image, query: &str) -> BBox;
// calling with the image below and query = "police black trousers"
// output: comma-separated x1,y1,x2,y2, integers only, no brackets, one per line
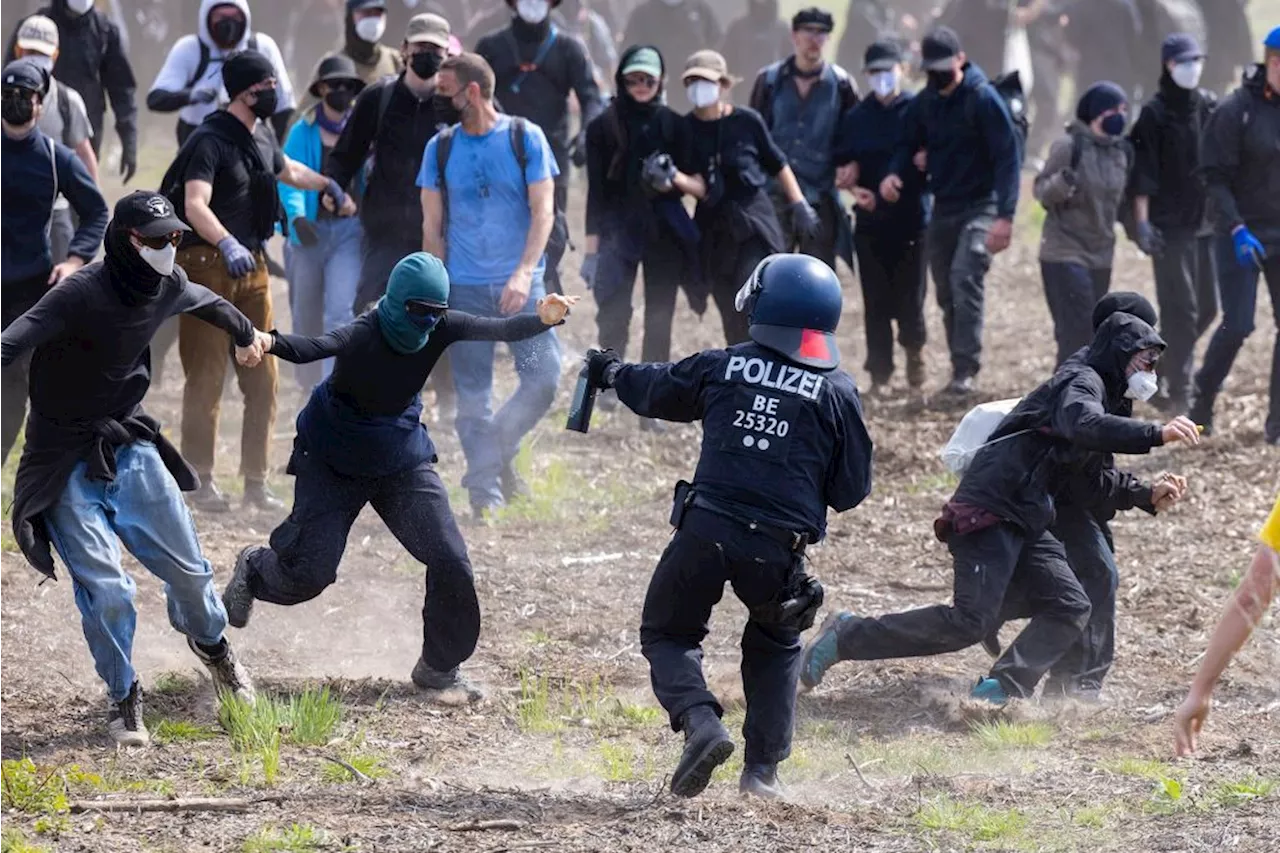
641,508,803,765
1153,230,1218,405
1,282,44,463
834,524,1090,697
856,230,928,384
594,240,684,363
244,449,481,672
1041,262,1111,367
709,237,773,347
927,205,995,380
1044,507,1117,694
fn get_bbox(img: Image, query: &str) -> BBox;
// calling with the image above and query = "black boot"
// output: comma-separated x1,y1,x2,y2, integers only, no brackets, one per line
670,704,733,798
223,545,264,628
739,763,783,799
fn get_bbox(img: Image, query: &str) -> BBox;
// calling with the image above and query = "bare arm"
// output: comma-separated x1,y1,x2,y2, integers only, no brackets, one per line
421,187,445,258
1134,195,1150,224
775,166,806,205
74,138,100,183
184,179,230,246
673,171,707,200
278,155,331,191
520,177,555,272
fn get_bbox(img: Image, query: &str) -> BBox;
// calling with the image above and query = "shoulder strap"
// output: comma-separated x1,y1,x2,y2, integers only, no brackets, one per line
376,78,397,130
45,135,58,237
509,25,559,94
436,125,456,224
760,61,783,125
509,116,529,177
55,81,72,141
1070,132,1084,170
187,40,211,89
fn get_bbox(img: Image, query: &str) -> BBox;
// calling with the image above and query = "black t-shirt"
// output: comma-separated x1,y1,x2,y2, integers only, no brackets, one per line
179,119,285,250
686,106,786,206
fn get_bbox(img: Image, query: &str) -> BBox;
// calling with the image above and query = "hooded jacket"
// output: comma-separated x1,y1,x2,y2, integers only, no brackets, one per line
3,0,137,149
621,0,723,113
1035,120,1131,269
891,63,1022,220
1127,71,1215,233
147,0,295,127
1199,64,1280,252
341,6,404,84
951,312,1166,535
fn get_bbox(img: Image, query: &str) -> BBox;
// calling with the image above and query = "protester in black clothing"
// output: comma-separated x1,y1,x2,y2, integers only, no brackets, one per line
4,0,137,179
583,44,704,430
476,0,604,296
220,253,576,702
721,0,791,104
1,191,260,746
1128,33,1219,414
328,13,456,314
836,39,928,396
622,0,722,113
2,58,108,463
803,312,1204,703
1191,30,1280,444
683,50,817,347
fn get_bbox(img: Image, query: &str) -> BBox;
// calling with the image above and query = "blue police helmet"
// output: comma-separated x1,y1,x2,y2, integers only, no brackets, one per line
735,253,842,370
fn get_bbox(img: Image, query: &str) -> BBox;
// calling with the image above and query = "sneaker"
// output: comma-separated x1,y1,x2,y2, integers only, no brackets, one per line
670,706,734,798
189,479,231,513
108,681,150,747
970,676,1010,705
243,481,285,511
799,610,852,690
223,545,264,629
188,637,256,705
500,462,531,503
410,657,485,705
942,375,977,397
739,763,784,799
906,348,926,390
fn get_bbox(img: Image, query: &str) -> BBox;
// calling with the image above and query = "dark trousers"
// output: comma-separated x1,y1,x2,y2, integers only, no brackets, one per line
1154,231,1219,405
594,240,683,362
1045,507,1117,694
1193,236,1280,439
856,230,928,383
709,237,772,347
1,281,44,463
778,194,843,270
834,524,1090,697
246,449,480,672
1041,261,1112,366
928,206,996,379
641,508,803,765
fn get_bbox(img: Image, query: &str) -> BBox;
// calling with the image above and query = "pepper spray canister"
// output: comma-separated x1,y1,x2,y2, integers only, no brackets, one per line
566,362,597,433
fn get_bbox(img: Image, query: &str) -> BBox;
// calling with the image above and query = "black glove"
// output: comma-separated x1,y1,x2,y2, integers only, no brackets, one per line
579,252,599,288
585,348,622,389
119,127,138,184
189,86,219,105
789,200,822,240
1135,221,1165,257
292,217,320,247
641,151,676,194
569,134,587,168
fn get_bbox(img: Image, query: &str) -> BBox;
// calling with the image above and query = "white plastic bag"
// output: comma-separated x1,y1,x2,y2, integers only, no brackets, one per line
940,398,1022,474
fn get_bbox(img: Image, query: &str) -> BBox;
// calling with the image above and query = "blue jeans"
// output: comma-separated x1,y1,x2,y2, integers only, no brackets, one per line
44,442,227,702
285,217,363,389
448,281,561,507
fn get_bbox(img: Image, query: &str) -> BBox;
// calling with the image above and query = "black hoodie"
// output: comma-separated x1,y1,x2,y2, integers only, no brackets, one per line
952,312,1166,535
1127,71,1215,232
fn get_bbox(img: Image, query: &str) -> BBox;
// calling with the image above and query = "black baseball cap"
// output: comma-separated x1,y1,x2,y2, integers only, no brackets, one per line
1161,33,1204,64
864,39,903,72
2,58,49,95
113,191,190,238
791,7,834,32
920,27,962,71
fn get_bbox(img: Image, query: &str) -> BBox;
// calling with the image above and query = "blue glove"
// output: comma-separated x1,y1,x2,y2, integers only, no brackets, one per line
1231,226,1266,270
217,236,257,279
579,252,599,288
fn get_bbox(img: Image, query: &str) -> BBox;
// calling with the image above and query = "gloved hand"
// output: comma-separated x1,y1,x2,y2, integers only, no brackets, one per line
322,178,349,214
1059,167,1077,189
1231,225,1266,270
217,236,257,278
569,134,587,168
585,348,622,389
292,217,320,247
119,128,138,184
579,252,599,288
1135,220,1165,257
641,151,676,194
789,200,822,240
189,86,219,105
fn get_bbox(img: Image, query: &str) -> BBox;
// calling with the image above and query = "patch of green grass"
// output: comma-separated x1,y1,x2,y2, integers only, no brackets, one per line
515,672,664,735
492,443,637,530
596,741,637,782
63,764,175,798
0,760,68,817
524,629,553,646
970,720,1055,750
286,687,343,746
1100,757,1181,781
151,671,199,697
1210,776,1276,808
1,829,50,853
1071,804,1112,829
916,797,1028,844
1146,775,1189,815
320,752,387,784
242,824,333,853
149,718,222,744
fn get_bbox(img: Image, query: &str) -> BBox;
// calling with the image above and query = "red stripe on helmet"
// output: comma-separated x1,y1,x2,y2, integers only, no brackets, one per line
798,329,830,361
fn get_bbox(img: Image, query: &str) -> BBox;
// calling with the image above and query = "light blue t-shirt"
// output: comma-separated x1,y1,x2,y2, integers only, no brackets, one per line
417,115,559,286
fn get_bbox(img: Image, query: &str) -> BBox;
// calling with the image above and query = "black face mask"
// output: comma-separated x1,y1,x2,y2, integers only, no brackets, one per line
431,93,461,124
323,87,355,113
210,16,247,49
410,50,442,80
1,91,35,126
927,69,957,91
249,87,278,118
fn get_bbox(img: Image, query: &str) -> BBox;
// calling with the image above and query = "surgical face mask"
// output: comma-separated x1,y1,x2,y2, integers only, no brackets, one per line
137,242,177,277
869,69,898,99
1170,60,1203,90
1125,369,1158,402
410,49,442,79
687,80,720,109
1,91,36,127
210,15,247,49
248,86,277,118
66,0,95,14
1101,112,1127,136
516,0,550,24
354,15,387,43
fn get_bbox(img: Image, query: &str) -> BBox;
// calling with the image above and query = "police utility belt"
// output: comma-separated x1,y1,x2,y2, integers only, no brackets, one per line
670,480,810,554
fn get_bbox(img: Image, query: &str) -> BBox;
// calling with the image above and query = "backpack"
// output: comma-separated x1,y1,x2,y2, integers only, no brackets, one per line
433,117,530,225
966,69,1030,150
186,34,260,88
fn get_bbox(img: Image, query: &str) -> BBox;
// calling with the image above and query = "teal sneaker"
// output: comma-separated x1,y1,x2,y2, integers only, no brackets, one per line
970,676,1011,705
799,611,852,689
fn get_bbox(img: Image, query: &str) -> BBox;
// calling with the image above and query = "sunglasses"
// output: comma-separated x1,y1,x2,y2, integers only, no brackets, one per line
404,299,447,319
624,75,657,89
132,230,183,249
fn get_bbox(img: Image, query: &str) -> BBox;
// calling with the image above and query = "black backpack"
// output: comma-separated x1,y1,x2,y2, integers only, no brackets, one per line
967,70,1030,151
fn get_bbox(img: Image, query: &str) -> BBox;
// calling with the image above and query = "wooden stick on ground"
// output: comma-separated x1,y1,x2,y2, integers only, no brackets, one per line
844,752,877,789
447,818,526,832
322,754,373,784
70,797,252,814
481,842,556,853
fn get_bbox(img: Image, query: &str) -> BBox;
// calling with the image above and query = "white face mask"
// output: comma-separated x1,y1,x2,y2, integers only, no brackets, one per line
137,242,177,276
687,80,720,109
354,15,387,43
66,0,95,14
516,0,550,24
1125,369,1159,402
1170,60,1203,90
869,69,899,99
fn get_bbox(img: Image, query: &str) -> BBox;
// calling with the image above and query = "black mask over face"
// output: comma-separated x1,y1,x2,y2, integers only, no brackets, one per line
249,87,278,118
1,90,35,126
323,87,355,113
410,50,442,80
926,69,957,91
432,92,461,124
210,14,247,49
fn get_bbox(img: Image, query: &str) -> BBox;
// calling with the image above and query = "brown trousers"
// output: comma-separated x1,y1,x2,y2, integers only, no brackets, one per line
177,245,278,483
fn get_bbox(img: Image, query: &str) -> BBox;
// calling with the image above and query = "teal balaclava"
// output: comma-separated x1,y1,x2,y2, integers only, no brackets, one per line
376,252,450,354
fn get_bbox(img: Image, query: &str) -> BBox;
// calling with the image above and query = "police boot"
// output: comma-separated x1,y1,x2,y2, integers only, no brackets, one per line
670,704,733,798
739,763,784,799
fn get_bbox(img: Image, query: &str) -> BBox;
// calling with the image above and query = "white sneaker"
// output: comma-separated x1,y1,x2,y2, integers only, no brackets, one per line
188,637,256,705
108,681,150,747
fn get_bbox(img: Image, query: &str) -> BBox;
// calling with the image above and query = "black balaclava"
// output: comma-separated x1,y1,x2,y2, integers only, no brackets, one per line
104,218,166,306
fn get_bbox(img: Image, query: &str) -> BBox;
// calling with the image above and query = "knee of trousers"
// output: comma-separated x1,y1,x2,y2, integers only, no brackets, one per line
948,603,1003,647
1055,592,1092,631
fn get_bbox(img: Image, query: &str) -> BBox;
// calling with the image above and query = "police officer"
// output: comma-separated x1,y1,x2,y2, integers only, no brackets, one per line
580,253,873,799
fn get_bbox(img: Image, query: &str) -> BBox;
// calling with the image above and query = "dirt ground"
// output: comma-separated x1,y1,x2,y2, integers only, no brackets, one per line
2,165,1278,853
